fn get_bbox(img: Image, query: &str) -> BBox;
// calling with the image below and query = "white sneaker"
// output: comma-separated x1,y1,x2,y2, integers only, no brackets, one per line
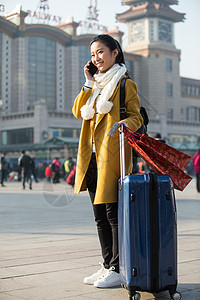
94,266,121,288
83,263,108,285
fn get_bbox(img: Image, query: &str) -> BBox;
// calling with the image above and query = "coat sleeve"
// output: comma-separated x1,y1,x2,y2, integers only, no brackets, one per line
123,79,143,132
72,87,92,119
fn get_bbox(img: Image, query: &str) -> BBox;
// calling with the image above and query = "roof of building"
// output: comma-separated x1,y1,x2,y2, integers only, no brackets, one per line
181,77,200,86
116,2,185,23
0,143,50,153
121,0,178,6
0,137,79,153
44,137,79,146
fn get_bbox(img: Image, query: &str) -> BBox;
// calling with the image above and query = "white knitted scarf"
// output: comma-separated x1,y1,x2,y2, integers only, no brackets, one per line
81,63,127,120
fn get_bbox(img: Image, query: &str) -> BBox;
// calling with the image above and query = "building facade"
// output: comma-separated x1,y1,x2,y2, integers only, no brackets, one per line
0,1,200,159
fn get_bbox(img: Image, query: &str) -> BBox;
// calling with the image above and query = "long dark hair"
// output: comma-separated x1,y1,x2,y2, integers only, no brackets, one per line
90,34,125,66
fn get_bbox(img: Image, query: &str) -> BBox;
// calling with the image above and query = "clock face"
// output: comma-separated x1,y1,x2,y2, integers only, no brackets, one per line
131,20,145,42
159,21,172,42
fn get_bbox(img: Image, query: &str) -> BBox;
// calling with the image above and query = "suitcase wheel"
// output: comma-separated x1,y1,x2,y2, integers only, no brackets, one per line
133,292,141,300
170,292,182,300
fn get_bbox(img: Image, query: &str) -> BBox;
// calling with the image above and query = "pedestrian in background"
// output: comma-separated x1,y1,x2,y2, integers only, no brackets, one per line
52,157,61,183
45,164,53,183
155,132,166,143
1,152,7,187
18,150,32,190
64,157,74,179
66,165,76,187
30,157,39,183
72,34,142,288
192,148,200,192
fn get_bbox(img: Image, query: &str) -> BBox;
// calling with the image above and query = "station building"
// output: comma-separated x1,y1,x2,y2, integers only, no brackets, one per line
0,0,200,161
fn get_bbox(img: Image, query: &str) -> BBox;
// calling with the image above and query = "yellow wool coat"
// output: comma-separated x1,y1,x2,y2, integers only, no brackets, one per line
72,76,143,204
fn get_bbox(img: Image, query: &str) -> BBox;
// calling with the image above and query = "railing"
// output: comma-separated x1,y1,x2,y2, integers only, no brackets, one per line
1,112,34,120
48,111,74,118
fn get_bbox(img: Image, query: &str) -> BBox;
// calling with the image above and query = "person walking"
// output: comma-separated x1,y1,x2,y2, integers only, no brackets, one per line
66,165,76,187
192,148,200,192
1,152,7,187
64,157,74,180
18,150,32,190
30,157,39,183
52,157,61,183
72,34,143,288
45,164,53,183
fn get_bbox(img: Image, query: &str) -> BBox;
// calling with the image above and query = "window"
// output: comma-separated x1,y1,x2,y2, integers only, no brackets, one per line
149,20,154,41
195,87,200,96
0,32,2,102
125,60,134,79
167,109,173,120
1,128,34,145
79,45,91,88
166,59,172,72
27,36,56,110
181,84,200,97
186,107,200,122
168,134,199,146
166,83,173,97
50,128,81,138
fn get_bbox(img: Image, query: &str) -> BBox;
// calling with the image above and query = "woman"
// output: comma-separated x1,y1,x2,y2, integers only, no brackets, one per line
72,34,143,288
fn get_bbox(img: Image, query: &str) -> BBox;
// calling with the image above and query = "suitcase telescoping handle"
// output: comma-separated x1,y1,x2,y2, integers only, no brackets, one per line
108,122,125,189
119,123,125,187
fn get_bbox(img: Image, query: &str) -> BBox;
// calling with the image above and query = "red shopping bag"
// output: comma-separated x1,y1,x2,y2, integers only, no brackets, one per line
124,127,192,191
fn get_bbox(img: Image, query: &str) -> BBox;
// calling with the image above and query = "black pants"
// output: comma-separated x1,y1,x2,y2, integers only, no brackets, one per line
1,169,6,185
22,170,32,189
32,170,38,182
53,172,60,183
196,173,200,192
86,153,119,273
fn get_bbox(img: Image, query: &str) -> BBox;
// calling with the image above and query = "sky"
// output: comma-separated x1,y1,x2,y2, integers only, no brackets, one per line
2,0,200,80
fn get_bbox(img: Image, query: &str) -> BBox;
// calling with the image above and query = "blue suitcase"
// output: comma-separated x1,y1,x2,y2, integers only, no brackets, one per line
118,128,181,300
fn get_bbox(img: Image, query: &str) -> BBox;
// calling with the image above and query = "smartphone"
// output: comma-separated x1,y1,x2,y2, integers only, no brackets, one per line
88,61,98,76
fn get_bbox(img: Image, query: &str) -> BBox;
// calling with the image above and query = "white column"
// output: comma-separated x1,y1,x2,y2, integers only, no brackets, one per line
2,34,11,114
34,101,48,143
159,113,168,140
56,43,65,111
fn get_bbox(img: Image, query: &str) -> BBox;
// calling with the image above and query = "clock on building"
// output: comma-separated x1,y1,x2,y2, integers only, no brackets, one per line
131,20,145,42
158,21,172,42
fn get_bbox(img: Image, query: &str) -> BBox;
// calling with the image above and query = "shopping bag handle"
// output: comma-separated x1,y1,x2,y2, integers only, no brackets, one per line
124,126,143,141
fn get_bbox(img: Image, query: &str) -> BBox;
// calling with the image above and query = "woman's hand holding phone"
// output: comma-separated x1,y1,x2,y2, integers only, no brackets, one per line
84,61,98,81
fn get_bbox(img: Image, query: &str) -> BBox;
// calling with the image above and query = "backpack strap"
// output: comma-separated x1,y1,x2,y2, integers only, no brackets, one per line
120,77,128,120
119,76,148,135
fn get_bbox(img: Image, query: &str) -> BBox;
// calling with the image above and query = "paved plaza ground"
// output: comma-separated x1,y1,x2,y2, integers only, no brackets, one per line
0,178,199,299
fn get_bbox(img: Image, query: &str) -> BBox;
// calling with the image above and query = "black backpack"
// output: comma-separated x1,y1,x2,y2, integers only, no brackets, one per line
120,77,149,134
